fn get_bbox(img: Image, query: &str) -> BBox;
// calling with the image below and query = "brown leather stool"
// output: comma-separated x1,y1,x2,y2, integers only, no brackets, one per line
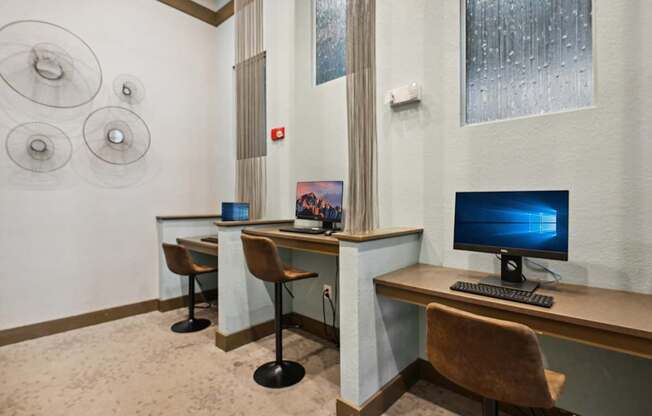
241,234,318,388
426,304,565,416
162,243,217,333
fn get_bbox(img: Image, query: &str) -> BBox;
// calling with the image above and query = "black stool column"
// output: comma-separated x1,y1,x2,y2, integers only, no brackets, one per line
253,282,305,388
171,274,211,333
482,397,498,416
275,282,283,364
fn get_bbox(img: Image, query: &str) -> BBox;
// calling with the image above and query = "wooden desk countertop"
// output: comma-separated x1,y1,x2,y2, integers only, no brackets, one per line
214,219,294,227
374,264,652,360
157,214,221,221
336,227,423,242
177,235,218,256
242,226,424,256
242,227,340,256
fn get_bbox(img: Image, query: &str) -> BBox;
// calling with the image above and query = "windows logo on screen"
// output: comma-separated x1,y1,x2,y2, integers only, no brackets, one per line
529,212,557,235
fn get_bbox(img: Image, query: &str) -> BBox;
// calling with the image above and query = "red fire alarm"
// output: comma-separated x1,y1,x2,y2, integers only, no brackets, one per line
271,127,285,141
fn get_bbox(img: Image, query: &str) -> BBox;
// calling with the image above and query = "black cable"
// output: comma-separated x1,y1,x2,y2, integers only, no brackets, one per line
283,282,295,298
326,294,338,347
321,292,328,339
496,254,563,284
193,277,214,308
334,256,340,346
525,258,562,284
319,257,340,347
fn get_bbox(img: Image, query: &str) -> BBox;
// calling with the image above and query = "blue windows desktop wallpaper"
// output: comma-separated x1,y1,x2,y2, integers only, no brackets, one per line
454,191,569,254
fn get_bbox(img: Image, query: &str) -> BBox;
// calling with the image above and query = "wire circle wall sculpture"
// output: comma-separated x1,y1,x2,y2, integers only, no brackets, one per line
113,74,146,105
5,122,73,173
0,20,102,108
83,106,151,165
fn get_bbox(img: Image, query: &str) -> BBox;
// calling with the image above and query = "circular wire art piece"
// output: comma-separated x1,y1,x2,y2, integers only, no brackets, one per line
113,74,146,105
0,20,102,108
83,106,151,165
5,122,73,172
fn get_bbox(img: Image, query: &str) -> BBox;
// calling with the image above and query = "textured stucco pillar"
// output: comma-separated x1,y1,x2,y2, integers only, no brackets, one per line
339,233,422,406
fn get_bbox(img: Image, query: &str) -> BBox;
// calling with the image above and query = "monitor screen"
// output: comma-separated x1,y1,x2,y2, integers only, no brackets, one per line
454,191,569,260
295,181,343,222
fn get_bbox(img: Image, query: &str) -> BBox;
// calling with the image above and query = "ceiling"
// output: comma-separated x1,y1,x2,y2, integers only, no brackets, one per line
190,0,231,12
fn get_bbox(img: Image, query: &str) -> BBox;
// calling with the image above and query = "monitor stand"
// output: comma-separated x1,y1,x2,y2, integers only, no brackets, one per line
322,221,338,231
479,255,539,293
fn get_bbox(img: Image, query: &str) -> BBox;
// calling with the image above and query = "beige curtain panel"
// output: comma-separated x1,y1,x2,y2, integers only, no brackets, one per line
235,0,266,219
345,0,378,233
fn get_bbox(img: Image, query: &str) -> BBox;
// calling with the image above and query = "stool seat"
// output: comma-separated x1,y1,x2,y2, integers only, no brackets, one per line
192,263,218,275
544,369,566,402
282,265,318,282
162,243,216,333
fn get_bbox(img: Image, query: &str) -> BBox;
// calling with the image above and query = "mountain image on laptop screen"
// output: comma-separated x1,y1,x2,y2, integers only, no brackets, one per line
296,181,343,222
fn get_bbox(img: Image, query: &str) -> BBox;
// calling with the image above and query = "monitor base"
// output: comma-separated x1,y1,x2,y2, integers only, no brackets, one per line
322,221,338,231
479,275,539,294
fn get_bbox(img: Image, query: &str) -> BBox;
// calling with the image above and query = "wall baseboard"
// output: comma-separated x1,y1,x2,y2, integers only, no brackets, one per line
158,289,217,312
0,289,219,347
335,359,577,416
214,312,339,352
286,312,339,342
0,299,158,347
215,318,276,352
336,360,420,416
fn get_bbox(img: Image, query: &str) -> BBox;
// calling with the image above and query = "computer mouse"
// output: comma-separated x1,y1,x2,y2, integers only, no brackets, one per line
325,230,334,236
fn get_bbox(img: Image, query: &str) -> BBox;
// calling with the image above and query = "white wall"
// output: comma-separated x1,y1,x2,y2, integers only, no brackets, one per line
419,1,652,414
428,0,652,296
0,0,222,330
214,16,236,206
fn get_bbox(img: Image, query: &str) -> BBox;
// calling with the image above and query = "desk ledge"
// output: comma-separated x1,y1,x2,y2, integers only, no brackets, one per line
214,219,294,227
335,227,423,243
157,214,221,221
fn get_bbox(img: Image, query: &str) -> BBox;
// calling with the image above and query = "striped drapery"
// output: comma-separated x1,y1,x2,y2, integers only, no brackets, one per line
345,0,378,233
235,0,266,219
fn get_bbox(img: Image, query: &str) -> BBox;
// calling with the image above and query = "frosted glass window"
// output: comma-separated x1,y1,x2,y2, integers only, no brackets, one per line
315,0,346,85
465,0,593,124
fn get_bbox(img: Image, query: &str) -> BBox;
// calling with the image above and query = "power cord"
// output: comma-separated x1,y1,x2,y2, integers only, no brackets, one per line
320,256,340,347
194,277,215,309
334,256,339,346
283,282,295,298
524,258,562,285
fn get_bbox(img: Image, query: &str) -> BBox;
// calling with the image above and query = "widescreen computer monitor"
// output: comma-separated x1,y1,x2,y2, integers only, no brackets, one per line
454,190,569,292
295,181,343,229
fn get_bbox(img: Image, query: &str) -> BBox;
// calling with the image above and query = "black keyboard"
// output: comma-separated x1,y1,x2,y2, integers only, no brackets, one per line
450,281,554,308
279,227,325,235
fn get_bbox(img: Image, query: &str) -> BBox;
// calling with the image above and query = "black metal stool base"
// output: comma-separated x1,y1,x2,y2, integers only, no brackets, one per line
253,360,305,388
171,318,211,333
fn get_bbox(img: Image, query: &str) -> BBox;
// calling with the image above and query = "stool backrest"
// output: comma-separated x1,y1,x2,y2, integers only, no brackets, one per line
162,243,195,276
426,303,554,409
241,234,286,283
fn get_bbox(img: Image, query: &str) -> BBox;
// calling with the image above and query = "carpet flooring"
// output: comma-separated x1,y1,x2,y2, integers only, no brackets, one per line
0,307,489,416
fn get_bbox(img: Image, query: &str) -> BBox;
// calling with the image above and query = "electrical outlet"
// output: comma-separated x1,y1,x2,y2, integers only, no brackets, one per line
323,284,332,298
